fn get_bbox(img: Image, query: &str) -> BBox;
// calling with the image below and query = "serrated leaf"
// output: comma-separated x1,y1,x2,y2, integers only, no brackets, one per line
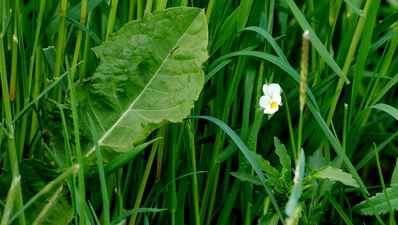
353,184,398,216
249,152,280,178
0,158,60,200
31,186,73,225
230,172,262,186
274,137,291,170
309,166,359,187
0,158,72,224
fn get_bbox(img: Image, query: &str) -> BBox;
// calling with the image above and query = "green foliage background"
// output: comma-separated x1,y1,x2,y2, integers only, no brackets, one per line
0,0,398,224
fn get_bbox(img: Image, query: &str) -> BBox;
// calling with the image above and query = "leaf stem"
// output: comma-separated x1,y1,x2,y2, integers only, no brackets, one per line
54,0,67,102
70,0,87,81
106,0,119,41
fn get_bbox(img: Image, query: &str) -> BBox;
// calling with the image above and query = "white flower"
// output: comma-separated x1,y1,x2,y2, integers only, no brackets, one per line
259,83,282,114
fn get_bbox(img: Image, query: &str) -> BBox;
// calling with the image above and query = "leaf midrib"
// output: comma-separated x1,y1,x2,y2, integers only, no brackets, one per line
85,11,202,156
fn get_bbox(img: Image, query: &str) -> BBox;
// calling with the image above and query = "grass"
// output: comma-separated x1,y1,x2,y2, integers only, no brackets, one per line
1,0,398,224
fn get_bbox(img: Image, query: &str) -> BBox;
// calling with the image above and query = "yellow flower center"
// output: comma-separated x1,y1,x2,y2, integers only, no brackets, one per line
270,101,277,109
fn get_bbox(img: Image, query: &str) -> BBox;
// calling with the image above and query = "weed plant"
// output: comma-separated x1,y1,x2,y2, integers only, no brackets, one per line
0,0,398,224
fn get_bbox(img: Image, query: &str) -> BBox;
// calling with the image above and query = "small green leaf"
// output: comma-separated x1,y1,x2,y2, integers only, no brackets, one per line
274,137,291,170
309,166,359,187
329,154,343,169
308,150,326,170
230,172,262,186
370,103,398,120
250,152,280,178
353,184,398,216
259,213,279,225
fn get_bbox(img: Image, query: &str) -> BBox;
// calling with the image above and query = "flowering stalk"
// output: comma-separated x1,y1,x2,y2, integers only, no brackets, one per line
300,30,309,112
298,30,309,157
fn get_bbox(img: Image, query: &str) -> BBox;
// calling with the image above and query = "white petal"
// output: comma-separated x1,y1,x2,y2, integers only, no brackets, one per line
272,93,282,105
262,84,269,96
268,83,281,95
263,105,279,114
259,95,272,108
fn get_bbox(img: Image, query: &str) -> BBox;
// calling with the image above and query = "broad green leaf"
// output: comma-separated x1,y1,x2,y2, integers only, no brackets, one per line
353,184,398,215
59,7,207,162
0,158,73,225
309,166,359,188
230,172,261,186
0,158,60,200
369,103,398,120
274,137,291,170
31,186,73,225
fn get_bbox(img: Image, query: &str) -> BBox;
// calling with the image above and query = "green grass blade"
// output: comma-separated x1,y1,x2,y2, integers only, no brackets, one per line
87,113,110,225
370,73,398,106
343,0,362,16
87,138,161,185
305,100,386,224
369,103,398,120
208,50,320,111
325,192,354,225
284,0,349,84
243,26,287,61
111,208,166,225
188,116,286,225
373,143,396,224
65,16,102,45
355,131,398,170
48,0,104,35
